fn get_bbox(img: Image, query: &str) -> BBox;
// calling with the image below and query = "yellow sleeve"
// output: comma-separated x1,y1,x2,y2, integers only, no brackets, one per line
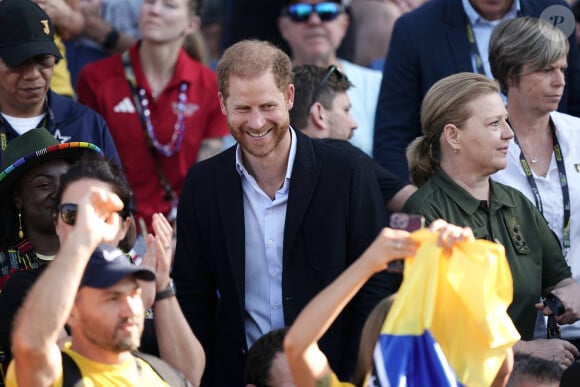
50,35,74,97
330,371,356,387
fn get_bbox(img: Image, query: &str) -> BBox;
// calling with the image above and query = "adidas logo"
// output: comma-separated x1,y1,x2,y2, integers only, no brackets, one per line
113,97,136,113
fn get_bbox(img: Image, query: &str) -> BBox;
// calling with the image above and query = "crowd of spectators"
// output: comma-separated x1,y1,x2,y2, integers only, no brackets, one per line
2,0,580,385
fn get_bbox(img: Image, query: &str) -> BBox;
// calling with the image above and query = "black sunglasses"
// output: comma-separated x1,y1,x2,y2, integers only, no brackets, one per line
309,64,343,108
283,2,344,23
57,203,129,226
56,203,78,226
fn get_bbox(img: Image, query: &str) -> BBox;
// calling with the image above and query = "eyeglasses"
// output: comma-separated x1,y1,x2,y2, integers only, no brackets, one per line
283,2,344,23
2,55,56,74
309,64,342,108
57,203,129,226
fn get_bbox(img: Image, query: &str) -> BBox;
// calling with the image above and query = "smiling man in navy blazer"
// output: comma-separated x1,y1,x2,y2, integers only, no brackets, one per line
173,40,390,386
373,0,580,182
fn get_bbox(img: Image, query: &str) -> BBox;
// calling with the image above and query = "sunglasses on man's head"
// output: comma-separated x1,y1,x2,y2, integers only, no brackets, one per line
57,203,129,226
309,64,344,107
283,2,344,23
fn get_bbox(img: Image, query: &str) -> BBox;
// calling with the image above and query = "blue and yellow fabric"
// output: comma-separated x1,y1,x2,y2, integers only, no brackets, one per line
371,229,520,387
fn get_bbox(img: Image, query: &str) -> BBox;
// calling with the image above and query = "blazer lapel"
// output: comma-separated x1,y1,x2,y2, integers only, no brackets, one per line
216,148,246,308
283,132,321,262
446,0,473,73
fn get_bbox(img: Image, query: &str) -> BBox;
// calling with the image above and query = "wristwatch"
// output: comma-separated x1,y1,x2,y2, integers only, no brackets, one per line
155,279,176,302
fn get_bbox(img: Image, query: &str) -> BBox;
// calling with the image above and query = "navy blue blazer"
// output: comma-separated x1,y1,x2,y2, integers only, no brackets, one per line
173,130,391,386
373,0,580,181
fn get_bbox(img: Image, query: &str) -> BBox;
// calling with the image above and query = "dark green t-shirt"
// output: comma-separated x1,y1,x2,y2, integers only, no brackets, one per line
403,169,571,340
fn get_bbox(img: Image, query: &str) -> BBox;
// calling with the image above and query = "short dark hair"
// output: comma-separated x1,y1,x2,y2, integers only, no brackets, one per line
54,156,134,251
506,353,563,387
290,64,352,130
244,327,289,385
54,156,132,218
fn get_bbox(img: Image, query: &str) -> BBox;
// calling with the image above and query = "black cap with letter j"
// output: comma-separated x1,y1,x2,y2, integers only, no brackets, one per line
0,0,62,67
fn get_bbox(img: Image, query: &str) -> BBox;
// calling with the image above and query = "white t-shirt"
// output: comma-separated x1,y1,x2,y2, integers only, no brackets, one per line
1,113,44,134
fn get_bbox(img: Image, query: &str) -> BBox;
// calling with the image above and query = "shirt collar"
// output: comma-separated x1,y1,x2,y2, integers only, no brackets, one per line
236,126,297,187
461,0,519,24
432,169,517,215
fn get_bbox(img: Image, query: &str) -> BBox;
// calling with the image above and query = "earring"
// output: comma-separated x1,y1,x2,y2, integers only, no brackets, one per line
18,210,24,239
454,148,459,155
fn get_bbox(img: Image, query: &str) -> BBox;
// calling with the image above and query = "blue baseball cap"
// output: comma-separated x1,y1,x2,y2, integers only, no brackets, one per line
81,244,155,289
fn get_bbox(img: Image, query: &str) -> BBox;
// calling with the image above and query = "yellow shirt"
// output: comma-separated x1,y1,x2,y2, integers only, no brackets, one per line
331,372,355,387
51,35,74,97
5,343,169,386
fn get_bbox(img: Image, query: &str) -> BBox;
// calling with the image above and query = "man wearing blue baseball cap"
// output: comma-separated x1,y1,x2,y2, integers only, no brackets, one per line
4,187,194,386
0,0,120,167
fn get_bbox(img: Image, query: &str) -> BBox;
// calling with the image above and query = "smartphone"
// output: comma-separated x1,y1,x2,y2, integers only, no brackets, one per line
387,212,425,273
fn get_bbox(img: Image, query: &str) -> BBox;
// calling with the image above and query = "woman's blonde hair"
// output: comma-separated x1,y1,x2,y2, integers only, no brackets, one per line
407,73,499,187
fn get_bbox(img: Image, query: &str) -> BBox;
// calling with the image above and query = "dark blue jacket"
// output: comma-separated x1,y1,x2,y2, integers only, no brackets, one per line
0,90,120,167
173,130,391,386
373,0,580,181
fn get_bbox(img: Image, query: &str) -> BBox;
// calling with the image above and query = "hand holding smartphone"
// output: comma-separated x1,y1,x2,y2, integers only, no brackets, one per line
387,212,425,273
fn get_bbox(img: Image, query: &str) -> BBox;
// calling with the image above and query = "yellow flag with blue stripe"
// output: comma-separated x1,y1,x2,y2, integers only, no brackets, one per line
369,229,520,387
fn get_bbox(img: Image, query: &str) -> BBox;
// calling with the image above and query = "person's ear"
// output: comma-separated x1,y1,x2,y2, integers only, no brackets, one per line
335,10,350,40
67,298,81,327
443,123,461,152
118,217,131,242
278,16,291,42
506,71,518,89
309,102,327,130
218,92,227,115
13,194,22,210
184,15,201,35
286,84,295,110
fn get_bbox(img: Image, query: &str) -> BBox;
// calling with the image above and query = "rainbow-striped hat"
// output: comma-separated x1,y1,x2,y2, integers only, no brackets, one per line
0,128,102,197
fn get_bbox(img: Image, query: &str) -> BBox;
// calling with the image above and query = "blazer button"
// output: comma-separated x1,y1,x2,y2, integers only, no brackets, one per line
241,348,247,355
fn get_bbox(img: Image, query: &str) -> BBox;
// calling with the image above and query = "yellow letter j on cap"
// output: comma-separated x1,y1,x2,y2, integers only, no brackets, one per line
41,20,49,35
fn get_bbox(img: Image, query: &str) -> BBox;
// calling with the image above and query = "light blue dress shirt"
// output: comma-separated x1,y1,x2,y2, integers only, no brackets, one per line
461,0,520,80
235,127,297,348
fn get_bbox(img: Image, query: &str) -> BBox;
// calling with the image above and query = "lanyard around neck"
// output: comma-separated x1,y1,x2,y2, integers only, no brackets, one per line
463,7,521,77
513,127,571,250
464,21,486,76
120,50,178,211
